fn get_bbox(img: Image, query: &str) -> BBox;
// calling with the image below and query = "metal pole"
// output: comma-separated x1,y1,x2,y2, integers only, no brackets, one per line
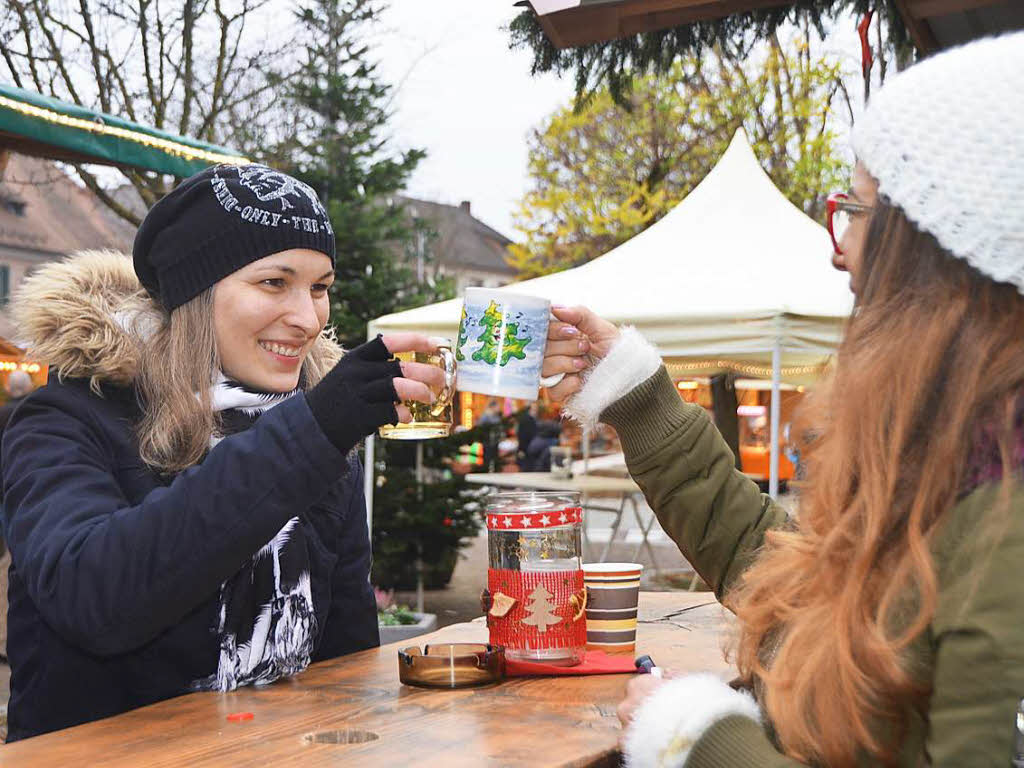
769,340,782,498
415,441,425,614
582,426,591,476
364,434,375,540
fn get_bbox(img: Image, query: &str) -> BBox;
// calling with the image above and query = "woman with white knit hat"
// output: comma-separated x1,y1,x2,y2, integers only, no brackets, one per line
540,32,1024,766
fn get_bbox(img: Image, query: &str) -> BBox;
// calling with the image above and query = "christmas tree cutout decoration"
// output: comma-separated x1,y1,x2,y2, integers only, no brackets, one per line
471,301,533,366
520,584,561,633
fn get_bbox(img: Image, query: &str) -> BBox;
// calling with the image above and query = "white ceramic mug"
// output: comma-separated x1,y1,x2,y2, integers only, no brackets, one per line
454,288,564,401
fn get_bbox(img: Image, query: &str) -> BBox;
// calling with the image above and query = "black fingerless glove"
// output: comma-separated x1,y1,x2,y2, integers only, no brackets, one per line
305,335,403,454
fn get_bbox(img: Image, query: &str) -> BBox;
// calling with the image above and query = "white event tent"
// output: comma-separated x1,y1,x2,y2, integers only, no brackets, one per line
364,129,854,521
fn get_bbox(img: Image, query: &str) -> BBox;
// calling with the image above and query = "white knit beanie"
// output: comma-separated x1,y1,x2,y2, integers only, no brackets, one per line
851,32,1024,292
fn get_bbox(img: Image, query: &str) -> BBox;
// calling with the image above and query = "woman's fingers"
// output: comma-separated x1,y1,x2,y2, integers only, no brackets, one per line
548,321,583,341
395,403,412,423
379,332,441,356
546,373,582,403
616,674,667,731
399,360,446,391
393,378,434,405
551,305,613,338
551,306,619,357
545,338,590,357
542,355,587,378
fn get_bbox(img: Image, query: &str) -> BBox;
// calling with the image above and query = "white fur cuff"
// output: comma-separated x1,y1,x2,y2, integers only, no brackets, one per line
623,673,762,768
563,326,662,431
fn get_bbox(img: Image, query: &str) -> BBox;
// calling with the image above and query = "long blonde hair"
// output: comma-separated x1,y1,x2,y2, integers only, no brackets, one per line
136,289,342,473
730,200,1024,765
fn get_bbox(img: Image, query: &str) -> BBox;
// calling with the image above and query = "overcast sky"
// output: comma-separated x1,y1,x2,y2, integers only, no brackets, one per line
370,2,867,241
373,1,575,239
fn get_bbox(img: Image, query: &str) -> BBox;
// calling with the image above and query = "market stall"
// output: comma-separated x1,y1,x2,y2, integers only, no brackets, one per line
367,129,853,514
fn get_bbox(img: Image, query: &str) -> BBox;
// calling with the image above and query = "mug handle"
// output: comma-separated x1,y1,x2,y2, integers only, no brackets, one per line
430,344,457,418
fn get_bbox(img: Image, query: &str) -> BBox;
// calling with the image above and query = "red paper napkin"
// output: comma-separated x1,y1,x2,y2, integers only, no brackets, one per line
506,650,637,677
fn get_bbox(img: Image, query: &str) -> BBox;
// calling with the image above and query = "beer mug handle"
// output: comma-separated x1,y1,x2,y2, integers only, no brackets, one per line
539,372,565,388
430,345,457,418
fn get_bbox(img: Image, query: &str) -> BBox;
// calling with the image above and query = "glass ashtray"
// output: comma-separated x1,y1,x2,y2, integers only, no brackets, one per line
398,643,505,689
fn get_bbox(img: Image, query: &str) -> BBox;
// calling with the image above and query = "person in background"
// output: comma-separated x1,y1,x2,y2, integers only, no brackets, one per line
516,402,539,468
477,399,503,472
541,34,1024,767
525,419,561,472
1,164,443,741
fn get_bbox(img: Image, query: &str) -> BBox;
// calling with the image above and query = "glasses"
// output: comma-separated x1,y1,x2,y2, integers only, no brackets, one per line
826,192,873,255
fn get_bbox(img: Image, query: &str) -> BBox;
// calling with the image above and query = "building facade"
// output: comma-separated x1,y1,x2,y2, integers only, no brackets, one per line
398,196,518,294
0,152,135,341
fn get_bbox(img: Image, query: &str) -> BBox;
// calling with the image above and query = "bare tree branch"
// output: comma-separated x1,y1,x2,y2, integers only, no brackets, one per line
11,2,44,92
28,0,83,104
78,0,111,112
73,164,143,227
177,0,196,135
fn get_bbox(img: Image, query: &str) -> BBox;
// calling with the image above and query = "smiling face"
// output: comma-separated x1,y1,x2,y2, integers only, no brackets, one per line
212,249,334,392
831,162,879,295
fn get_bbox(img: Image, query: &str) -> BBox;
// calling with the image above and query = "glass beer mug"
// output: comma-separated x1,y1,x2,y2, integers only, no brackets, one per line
378,339,457,440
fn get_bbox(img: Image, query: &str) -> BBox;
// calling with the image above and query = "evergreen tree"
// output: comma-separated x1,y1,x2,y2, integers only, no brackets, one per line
508,1,913,109
279,0,453,348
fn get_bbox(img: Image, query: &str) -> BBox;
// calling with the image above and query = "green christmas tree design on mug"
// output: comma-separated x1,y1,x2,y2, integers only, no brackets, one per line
471,300,532,366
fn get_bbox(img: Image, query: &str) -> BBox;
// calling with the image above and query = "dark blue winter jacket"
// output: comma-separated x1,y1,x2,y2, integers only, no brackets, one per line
1,253,378,742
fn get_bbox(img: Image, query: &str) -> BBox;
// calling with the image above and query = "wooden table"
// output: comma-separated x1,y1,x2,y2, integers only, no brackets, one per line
0,592,732,767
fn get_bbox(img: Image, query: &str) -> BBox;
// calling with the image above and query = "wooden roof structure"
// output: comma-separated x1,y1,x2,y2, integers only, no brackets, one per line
525,0,1024,52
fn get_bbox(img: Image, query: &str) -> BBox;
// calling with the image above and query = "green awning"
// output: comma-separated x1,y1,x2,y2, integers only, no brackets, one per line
0,84,248,177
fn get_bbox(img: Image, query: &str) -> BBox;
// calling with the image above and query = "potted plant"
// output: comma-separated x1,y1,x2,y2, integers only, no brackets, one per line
375,587,437,644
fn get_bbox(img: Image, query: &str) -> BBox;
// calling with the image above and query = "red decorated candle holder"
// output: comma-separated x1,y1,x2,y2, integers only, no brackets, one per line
484,492,585,666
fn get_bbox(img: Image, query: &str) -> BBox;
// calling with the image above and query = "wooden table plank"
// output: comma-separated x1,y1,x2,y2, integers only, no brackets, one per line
0,592,731,767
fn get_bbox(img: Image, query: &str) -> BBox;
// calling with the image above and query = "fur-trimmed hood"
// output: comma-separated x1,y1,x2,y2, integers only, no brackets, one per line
12,250,152,389
12,249,342,390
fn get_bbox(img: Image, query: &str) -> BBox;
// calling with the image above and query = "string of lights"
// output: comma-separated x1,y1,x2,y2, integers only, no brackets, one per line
0,94,249,167
665,360,828,378
0,361,41,373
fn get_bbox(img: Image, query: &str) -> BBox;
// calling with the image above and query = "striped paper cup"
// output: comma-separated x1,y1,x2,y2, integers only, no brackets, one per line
582,562,643,654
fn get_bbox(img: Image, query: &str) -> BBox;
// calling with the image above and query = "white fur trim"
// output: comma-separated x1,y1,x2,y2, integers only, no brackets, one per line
623,673,762,768
563,326,661,431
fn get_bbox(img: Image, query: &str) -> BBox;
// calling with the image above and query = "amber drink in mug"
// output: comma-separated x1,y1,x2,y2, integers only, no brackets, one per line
378,339,457,440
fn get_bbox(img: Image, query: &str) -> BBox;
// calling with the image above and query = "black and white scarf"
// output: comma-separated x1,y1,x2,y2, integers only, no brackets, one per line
191,374,317,691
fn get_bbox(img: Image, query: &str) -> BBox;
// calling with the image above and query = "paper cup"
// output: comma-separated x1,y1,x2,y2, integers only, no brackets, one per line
582,563,643,654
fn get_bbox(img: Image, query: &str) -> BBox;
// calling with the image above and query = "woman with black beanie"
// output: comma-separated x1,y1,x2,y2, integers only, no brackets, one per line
1,164,440,741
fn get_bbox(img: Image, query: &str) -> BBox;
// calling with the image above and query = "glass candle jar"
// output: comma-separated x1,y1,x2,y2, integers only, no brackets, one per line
484,492,585,666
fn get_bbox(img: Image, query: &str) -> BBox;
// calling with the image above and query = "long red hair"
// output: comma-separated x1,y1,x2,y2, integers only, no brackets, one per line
730,199,1024,765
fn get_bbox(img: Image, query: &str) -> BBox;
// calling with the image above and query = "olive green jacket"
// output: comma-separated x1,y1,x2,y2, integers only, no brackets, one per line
601,367,1024,767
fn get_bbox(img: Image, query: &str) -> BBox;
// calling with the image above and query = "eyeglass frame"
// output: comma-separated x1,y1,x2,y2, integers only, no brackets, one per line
826,192,873,256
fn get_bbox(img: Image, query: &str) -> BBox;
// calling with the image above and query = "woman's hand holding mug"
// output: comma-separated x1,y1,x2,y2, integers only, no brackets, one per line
543,306,620,402
378,333,449,424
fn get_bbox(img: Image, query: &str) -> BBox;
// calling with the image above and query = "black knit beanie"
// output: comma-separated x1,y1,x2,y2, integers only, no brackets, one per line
133,164,336,310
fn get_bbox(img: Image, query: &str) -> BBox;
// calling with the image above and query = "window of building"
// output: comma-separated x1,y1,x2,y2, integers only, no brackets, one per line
0,195,26,216
0,265,10,306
